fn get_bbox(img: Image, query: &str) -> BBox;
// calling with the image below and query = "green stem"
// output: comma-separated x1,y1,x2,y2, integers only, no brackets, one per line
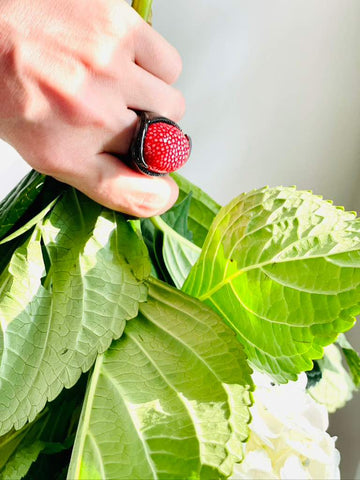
131,0,153,23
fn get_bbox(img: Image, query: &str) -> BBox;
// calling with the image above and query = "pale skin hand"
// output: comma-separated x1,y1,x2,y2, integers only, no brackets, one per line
0,0,185,217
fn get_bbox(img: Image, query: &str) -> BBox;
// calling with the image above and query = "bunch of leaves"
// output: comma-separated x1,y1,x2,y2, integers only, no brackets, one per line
0,165,359,479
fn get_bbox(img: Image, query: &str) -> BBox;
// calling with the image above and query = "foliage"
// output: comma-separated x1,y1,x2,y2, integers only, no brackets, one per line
0,170,359,479
183,187,360,382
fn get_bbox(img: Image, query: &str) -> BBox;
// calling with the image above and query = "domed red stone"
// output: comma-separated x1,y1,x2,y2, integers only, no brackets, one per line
143,122,191,174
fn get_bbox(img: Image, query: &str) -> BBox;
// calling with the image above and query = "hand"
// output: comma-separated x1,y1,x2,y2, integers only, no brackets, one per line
0,0,184,217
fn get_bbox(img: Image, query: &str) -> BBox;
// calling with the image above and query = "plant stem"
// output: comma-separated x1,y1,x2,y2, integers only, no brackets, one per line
131,0,153,23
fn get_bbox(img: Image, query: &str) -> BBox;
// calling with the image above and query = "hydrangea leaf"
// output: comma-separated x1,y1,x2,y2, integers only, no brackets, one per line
0,189,150,435
161,192,194,241
141,218,173,284
0,440,45,480
0,373,87,479
0,171,65,242
68,278,253,480
172,173,220,247
336,334,360,388
0,427,30,471
0,197,59,246
0,170,46,241
307,344,355,412
183,186,360,382
162,231,200,288
0,172,66,276
141,193,196,286
151,215,201,289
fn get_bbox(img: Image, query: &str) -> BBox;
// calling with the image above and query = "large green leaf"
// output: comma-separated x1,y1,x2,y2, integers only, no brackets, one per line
0,189,150,435
172,174,220,247
183,186,360,382
67,278,253,480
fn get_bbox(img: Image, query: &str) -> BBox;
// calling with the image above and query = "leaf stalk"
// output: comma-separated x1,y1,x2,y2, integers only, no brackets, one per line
131,0,153,23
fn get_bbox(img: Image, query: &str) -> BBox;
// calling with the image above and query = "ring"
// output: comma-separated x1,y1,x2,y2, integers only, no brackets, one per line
129,111,192,176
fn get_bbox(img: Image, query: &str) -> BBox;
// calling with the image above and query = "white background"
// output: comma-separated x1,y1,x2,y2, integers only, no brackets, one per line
1,0,359,477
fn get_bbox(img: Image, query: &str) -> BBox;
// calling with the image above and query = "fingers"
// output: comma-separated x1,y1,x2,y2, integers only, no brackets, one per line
133,22,183,85
101,108,138,156
125,64,185,122
56,152,179,217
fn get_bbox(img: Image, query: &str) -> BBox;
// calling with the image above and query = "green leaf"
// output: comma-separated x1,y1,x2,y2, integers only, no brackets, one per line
307,344,355,412
151,216,201,289
158,194,201,288
0,170,45,241
0,197,59,245
0,373,87,479
0,428,31,471
172,174,220,247
141,186,213,287
0,171,65,242
68,278,253,480
161,193,193,241
141,218,174,284
0,189,150,435
0,173,66,277
0,440,45,480
184,186,360,382
336,334,360,388
24,373,88,479
0,171,48,278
